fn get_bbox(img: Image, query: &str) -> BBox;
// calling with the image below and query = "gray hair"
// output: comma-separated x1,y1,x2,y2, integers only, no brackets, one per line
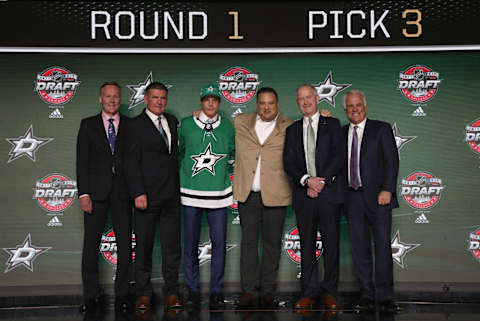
296,83,318,97
343,90,367,110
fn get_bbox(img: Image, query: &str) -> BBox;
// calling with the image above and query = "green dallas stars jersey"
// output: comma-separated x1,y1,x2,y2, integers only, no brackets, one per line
178,114,235,208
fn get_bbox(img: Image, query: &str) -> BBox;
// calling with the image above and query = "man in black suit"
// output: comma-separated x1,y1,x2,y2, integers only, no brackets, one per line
342,90,399,312
76,82,132,313
283,84,346,310
124,82,182,311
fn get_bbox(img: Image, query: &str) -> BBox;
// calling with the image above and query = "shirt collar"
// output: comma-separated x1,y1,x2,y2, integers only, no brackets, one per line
349,118,367,130
145,108,162,123
303,111,320,125
101,111,120,122
255,113,278,125
199,111,219,123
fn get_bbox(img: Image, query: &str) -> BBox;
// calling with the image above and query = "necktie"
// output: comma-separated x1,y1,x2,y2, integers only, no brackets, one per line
307,117,316,177
350,125,360,189
157,116,170,151
107,118,116,153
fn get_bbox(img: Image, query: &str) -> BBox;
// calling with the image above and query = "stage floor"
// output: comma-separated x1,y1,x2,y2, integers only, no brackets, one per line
1,298,479,321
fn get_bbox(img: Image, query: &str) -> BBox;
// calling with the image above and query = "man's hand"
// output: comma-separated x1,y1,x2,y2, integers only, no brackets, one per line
79,195,93,214
308,177,326,193
320,109,332,117
307,187,319,198
135,194,148,210
378,190,392,206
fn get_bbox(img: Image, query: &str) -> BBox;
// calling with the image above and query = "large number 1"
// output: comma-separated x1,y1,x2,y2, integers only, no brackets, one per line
402,9,422,38
228,11,244,40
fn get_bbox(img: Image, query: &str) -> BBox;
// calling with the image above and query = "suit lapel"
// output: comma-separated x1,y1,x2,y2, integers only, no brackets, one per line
359,119,372,167
247,113,260,144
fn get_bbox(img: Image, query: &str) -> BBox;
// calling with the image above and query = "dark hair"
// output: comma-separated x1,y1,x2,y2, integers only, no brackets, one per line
256,87,278,102
99,82,121,95
145,82,168,96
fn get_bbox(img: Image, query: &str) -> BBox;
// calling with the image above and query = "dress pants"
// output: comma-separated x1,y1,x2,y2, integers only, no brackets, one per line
183,205,227,294
81,187,132,300
345,188,393,301
134,197,181,297
295,193,340,298
238,192,286,294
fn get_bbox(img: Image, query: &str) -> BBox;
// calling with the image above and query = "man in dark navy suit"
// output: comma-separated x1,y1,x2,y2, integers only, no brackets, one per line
283,84,346,310
124,82,182,312
342,90,399,312
76,82,132,313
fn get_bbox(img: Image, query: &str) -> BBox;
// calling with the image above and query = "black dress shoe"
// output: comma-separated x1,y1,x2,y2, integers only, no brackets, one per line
115,296,130,312
235,292,255,309
379,300,400,313
79,298,97,314
209,292,225,309
354,297,375,311
262,293,279,308
185,291,201,309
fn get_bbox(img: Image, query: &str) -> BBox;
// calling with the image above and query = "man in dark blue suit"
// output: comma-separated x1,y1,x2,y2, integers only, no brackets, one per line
283,84,346,310
342,90,399,312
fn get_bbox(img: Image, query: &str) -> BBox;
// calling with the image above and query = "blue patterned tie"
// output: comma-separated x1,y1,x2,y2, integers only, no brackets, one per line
157,116,169,151
350,125,360,189
108,118,116,153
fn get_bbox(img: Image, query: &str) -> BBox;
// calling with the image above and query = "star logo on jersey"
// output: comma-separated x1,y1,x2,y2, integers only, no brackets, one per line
6,125,53,163
198,240,237,266
312,71,351,107
392,123,417,157
3,234,51,273
126,72,172,109
190,143,226,176
391,230,420,268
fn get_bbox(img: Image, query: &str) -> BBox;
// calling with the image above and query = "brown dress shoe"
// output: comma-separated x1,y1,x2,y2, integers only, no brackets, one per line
262,293,279,308
295,296,316,309
164,294,182,310
136,296,151,311
325,293,339,309
235,292,255,308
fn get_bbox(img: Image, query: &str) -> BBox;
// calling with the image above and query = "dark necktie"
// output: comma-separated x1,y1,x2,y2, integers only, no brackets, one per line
350,125,360,189
157,116,170,151
108,118,116,153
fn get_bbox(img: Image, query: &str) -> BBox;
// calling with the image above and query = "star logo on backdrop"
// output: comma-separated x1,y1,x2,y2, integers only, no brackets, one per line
391,230,420,268
392,123,417,156
5,125,53,163
127,72,173,109
198,240,237,265
190,143,226,176
3,234,51,273
312,71,351,107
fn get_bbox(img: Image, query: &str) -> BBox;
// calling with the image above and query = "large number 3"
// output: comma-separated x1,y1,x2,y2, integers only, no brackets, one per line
402,9,422,38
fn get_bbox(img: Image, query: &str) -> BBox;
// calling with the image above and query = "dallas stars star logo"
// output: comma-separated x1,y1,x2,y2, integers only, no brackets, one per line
126,72,173,110
392,123,417,157
391,230,420,268
191,143,226,176
198,240,237,266
313,71,351,107
5,125,53,163
3,234,51,273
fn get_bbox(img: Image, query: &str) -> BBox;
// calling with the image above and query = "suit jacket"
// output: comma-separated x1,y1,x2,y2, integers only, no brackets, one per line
233,112,293,206
283,115,346,213
344,119,399,211
76,113,130,201
124,109,180,203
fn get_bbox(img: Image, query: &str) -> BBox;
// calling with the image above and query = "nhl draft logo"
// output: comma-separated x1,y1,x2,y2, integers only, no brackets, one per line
34,66,80,105
401,171,445,210
218,66,260,104
3,234,51,273
397,65,442,104
465,118,480,156
312,71,351,108
33,173,77,214
100,229,136,265
468,228,480,263
284,226,322,264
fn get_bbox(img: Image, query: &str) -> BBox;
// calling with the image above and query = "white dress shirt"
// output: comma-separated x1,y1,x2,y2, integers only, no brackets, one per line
347,118,366,187
251,114,277,192
145,108,172,152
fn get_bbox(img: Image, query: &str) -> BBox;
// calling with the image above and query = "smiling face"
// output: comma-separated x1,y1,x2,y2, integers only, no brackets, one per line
144,88,168,116
344,92,367,125
201,95,220,118
99,85,121,117
256,92,279,122
296,85,319,118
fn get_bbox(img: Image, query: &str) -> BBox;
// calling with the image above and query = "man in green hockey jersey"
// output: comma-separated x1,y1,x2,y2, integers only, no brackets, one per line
178,84,235,309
